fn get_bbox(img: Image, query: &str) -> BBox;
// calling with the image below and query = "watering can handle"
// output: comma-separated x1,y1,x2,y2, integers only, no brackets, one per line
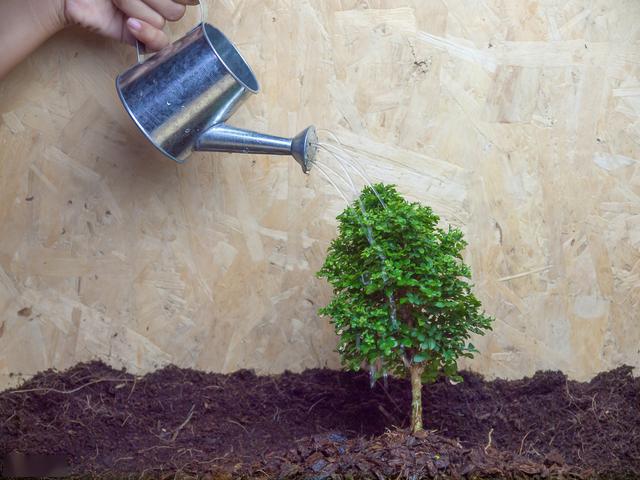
135,0,208,64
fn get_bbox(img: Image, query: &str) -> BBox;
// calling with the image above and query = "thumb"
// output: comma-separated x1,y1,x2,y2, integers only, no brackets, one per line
126,18,169,52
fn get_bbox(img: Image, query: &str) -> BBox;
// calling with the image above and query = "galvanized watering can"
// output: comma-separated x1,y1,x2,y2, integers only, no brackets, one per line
116,22,316,173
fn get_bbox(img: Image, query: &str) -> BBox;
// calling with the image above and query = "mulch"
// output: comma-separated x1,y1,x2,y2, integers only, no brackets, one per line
0,361,638,478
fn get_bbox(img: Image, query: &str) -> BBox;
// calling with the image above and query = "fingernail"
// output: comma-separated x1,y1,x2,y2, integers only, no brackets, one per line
127,18,142,31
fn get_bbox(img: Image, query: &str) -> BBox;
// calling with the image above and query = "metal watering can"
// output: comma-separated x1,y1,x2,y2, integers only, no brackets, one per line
116,18,316,173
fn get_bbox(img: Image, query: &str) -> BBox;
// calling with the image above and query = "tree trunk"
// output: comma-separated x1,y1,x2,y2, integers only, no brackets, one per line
410,364,425,434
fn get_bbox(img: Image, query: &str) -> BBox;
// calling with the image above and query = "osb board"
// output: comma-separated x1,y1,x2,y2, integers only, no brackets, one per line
1,1,639,389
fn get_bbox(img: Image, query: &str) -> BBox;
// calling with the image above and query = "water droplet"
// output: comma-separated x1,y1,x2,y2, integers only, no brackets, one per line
369,363,377,388
388,293,398,329
166,101,172,106
383,369,389,389
184,128,191,134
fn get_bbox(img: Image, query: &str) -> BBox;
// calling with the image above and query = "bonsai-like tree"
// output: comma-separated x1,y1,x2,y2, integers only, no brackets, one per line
317,183,493,434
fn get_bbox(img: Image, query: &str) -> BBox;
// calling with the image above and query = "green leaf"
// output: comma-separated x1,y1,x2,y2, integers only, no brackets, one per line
420,338,437,351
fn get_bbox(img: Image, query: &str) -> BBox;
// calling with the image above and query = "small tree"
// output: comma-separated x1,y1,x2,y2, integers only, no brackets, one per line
317,184,493,434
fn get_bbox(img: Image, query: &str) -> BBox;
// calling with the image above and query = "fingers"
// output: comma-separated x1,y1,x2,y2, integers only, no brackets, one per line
126,17,170,51
141,0,187,22
117,0,197,51
113,0,166,29
113,0,194,25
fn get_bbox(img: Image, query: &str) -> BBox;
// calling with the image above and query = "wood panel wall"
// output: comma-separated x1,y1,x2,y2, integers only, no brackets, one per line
1,0,639,388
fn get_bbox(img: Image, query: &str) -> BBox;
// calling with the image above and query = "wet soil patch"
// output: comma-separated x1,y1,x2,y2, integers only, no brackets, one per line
0,362,638,478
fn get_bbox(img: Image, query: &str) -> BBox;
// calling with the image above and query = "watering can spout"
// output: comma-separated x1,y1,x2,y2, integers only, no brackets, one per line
195,124,317,174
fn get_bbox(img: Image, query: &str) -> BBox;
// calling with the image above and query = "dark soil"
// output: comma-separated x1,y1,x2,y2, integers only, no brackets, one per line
1,362,638,479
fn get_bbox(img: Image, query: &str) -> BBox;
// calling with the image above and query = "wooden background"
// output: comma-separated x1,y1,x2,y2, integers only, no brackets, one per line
1,0,639,389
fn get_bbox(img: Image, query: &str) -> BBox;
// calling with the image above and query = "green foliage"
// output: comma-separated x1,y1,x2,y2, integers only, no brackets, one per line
317,183,493,384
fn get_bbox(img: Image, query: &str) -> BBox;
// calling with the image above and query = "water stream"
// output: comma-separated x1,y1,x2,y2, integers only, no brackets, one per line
310,133,408,387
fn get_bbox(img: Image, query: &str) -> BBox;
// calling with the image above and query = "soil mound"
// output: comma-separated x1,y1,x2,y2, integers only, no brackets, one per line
1,362,637,478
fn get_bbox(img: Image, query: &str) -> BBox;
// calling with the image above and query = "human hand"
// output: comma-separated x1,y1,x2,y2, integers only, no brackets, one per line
61,0,198,51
